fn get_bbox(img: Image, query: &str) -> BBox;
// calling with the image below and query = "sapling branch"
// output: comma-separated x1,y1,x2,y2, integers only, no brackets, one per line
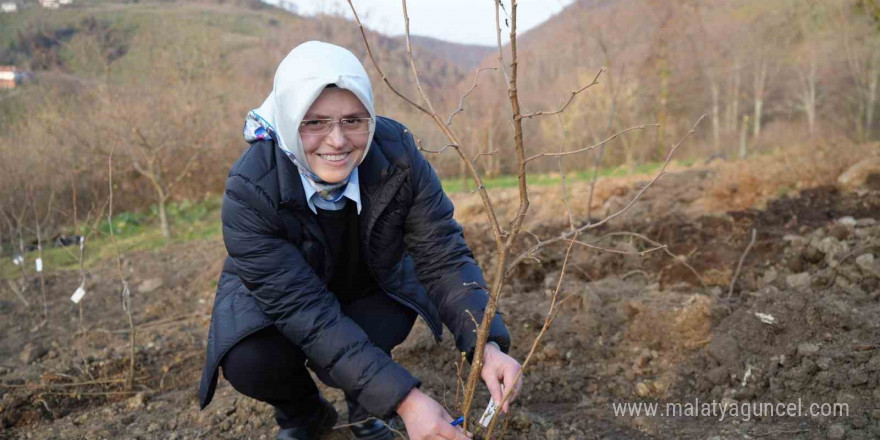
524,124,657,164
506,115,706,275
520,68,603,119
447,67,497,127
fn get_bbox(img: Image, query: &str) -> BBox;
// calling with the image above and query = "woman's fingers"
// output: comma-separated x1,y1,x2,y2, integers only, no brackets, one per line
501,364,521,412
441,411,453,423
483,371,504,408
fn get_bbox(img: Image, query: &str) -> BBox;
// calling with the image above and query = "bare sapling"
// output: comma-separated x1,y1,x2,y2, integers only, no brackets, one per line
2,194,32,306
106,146,137,390
347,0,704,434
0,209,30,308
130,128,200,239
27,186,55,322
64,188,108,334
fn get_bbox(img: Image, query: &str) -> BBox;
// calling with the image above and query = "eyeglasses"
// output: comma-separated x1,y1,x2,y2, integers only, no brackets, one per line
299,117,374,136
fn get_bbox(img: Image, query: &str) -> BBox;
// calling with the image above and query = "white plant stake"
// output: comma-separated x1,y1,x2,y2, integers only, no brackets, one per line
71,283,86,304
479,385,503,428
35,258,43,272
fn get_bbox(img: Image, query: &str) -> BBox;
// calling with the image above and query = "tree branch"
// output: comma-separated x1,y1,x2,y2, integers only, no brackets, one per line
506,115,706,274
345,0,430,115
520,69,603,119
525,124,657,164
447,67,497,127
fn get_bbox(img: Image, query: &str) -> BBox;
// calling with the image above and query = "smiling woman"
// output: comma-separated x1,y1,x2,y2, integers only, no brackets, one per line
299,87,373,183
198,41,520,440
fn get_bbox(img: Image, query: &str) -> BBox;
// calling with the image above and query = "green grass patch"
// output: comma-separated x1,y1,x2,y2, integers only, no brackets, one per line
440,160,674,193
0,197,221,280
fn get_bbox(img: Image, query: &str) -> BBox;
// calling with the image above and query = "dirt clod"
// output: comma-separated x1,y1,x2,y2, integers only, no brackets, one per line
786,272,812,289
827,423,846,439
797,342,820,357
18,343,47,365
137,278,164,294
127,393,146,410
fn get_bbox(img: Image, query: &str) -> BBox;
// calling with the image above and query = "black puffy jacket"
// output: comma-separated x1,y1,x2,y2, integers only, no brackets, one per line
198,117,510,418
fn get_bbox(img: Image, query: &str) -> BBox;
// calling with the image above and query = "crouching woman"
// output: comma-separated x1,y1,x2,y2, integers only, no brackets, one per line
197,41,521,440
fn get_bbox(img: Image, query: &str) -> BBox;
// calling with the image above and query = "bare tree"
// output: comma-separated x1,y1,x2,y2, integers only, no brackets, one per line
347,1,703,435
27,185,55,321
840,2,880,141
796,55,819,136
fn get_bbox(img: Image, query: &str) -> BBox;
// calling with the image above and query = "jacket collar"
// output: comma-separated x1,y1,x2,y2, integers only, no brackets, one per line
276,144,307,209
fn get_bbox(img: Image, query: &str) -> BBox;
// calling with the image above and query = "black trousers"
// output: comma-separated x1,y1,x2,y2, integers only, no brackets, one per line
220,292,417,426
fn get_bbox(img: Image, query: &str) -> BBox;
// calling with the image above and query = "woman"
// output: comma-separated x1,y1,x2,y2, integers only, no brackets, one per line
198,41,521,440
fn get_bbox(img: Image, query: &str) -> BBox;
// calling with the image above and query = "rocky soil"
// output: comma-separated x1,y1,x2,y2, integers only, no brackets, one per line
1,167,878,440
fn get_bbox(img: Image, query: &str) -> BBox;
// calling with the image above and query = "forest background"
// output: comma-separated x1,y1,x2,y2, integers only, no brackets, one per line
1,0,878,242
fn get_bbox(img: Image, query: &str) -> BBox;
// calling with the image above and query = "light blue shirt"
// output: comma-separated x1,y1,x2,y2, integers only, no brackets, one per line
299,168,362,215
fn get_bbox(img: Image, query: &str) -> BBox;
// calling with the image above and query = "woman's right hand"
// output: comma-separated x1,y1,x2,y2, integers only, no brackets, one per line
396,388,471,440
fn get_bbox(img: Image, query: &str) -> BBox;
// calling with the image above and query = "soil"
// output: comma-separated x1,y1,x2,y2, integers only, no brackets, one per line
1,166,879,440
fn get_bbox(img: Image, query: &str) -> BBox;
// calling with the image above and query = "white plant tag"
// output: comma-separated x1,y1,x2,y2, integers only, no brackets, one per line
12,255,23,265
479,385,503,428
71,286,86,304
35,258,43,272
754,312,776,325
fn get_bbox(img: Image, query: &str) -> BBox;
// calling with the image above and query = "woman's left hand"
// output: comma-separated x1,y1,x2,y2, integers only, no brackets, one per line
480,342,522,413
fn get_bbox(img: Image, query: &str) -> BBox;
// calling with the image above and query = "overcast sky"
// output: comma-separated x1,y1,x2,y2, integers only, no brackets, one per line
264,0,577,46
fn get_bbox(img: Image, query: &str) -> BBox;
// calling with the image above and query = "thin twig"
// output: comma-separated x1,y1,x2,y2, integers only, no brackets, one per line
454,351,466,413
597,231,707,288
520,69,603,119
473,151,499,162
568,238,667,256
6,279,30,307
555,114,575,230
494,0,510,84
44,390,141,397
345,1,429,115
728,228,757,299
525,125,657,163
485,234,579,438
106,146,136,390
401,0,440,117
418,143,459,155
1,377,128,389
751,428,810,438
507,115,706,275
447,67,497,127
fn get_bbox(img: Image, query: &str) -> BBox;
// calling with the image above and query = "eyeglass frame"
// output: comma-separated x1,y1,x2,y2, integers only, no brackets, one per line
298,117,375,136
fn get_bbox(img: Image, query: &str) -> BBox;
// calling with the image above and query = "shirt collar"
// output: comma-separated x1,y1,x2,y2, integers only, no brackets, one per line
299,168,362,215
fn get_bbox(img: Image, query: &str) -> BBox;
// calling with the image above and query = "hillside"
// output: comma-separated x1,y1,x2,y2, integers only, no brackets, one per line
444,0,879,177
0,0,493,216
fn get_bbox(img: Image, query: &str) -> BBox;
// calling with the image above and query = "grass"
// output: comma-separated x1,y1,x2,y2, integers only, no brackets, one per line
0,198,221,280
440,160,677,193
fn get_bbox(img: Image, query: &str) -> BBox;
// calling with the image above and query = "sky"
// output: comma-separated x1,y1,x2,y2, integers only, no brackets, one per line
264,0,578,46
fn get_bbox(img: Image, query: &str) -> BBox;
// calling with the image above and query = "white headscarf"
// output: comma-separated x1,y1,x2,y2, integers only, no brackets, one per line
244,41,375,196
